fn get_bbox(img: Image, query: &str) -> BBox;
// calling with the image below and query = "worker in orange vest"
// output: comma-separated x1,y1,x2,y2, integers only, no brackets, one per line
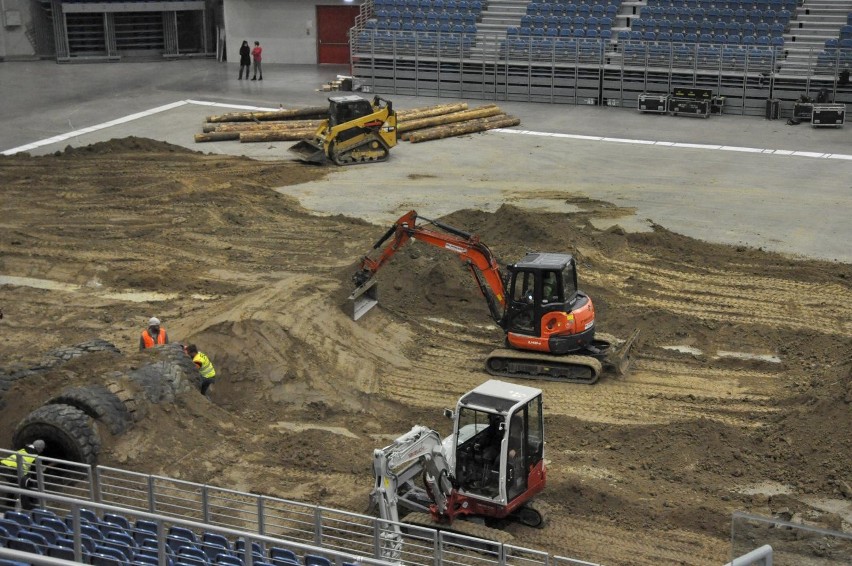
139,317,168,351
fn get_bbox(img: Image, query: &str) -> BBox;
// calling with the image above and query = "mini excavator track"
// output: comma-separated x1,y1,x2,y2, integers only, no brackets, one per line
484,350,603,384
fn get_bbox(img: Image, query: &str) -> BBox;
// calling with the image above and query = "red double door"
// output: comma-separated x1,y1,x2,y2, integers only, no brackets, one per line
317,5,360,64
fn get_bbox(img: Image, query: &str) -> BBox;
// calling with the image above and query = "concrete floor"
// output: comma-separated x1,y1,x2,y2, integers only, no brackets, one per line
1,59,850,262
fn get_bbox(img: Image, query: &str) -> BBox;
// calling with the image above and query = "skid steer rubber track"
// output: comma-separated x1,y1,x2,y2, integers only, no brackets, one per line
484,349,602,384
401,512,514,544
331,135,391,165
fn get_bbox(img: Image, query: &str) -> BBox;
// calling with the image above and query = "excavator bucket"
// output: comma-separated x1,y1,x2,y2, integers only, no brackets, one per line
349,278,379,321
288,139,328,165
607,328,641,376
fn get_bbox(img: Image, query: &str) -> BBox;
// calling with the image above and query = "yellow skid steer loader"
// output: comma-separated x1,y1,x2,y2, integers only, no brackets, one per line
289,95,398,165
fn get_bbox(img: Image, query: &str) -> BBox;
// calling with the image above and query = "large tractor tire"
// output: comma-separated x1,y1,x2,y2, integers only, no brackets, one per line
13,404,100,466
41,339,120,367
105,378,143,422
46,385,131,435
128,344,201,402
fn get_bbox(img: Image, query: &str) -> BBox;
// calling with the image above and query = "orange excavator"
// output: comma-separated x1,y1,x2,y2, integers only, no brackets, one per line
350,210,638,384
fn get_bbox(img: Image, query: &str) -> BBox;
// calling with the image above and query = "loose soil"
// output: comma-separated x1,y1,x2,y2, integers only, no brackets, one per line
1,138,850,565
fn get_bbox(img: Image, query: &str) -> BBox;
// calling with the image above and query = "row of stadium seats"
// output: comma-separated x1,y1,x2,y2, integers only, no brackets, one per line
510,27,615,38
645,0,797,9
517,15,616,30
526,4,620,17
632,19,786,37
638,6,792,24
365,21,478,34
620,30,784,45
374,0,483,10
815,22,852,69
368,13,479,26
0,508,346,566
358,30,475,51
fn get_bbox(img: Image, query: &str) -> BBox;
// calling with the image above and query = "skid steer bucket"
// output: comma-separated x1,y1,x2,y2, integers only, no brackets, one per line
349,278,379,321
288,139,328,164
607,328,641,376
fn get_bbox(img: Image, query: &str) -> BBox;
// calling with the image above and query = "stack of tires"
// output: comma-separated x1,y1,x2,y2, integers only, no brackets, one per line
2,341,202,466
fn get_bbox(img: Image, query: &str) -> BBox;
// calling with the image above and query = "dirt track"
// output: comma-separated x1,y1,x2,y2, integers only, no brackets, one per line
1,139,851,565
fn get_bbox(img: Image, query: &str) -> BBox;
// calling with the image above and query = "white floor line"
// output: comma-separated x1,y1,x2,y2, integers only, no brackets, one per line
1,101,189,156
492,128,852,160
4,99,851,162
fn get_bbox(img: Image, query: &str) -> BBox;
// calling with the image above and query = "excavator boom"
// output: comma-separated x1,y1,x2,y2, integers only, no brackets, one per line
350,210,507,322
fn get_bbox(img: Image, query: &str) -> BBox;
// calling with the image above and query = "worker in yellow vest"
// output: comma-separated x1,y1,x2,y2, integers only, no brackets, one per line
185,344,217,396
1,440,44,510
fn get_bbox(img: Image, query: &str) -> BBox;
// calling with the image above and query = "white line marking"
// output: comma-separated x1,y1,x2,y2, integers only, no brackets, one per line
1,101,189,156
491,128,852,161
4,99,850,163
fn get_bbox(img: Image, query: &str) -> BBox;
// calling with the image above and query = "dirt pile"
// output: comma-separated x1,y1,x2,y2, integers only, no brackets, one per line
1,138,851,566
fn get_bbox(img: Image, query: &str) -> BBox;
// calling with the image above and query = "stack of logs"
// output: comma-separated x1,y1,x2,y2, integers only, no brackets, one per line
194,102,520,144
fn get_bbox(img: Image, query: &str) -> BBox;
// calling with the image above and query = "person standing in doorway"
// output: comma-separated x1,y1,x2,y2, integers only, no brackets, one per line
251,41,263,81
238,40,251,80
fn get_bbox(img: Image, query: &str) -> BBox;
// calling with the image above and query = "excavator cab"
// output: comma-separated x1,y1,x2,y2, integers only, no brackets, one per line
505,253,580,334
452,380,545,509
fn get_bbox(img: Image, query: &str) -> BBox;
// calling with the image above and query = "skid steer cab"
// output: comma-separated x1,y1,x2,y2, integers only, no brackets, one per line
288,95,398,166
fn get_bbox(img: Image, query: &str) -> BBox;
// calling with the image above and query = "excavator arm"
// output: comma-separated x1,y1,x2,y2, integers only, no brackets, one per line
351,210,508,323
371,425,455,561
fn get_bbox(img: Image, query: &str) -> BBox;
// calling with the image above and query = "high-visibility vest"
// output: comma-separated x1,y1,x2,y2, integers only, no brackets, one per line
141,328,167,349
193,352,216,379
1,449,36,475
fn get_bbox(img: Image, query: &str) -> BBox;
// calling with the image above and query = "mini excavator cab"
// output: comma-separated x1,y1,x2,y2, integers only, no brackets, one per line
451,380,545,508
504,252,581,337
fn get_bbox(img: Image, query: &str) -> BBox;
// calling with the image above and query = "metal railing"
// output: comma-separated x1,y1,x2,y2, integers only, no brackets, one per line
349,30,852,113
1,450,576,566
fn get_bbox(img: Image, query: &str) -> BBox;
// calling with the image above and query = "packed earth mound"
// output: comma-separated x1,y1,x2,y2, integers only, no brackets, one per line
1,139,850,566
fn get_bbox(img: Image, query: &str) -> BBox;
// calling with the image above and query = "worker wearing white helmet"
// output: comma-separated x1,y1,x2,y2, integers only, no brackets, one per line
139,316,169,351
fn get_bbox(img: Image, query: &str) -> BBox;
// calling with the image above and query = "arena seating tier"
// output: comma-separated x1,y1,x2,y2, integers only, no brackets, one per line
0,508,350,566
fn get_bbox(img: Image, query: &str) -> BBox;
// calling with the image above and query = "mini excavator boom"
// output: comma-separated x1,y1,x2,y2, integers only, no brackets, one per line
350,210,639,384
289,95,397,165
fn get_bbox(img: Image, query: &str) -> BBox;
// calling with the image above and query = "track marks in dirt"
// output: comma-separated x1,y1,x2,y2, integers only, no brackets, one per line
588,253,852,335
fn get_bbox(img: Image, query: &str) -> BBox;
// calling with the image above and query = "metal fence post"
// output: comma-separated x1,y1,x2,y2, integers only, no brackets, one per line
147,475,156,512
202,484,210,524
258,496,265,536
314,505,323,546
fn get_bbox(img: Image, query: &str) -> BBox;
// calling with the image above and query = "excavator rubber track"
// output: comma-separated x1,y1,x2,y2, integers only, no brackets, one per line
484,350,603,384
401,512,514,544
331,135,391,165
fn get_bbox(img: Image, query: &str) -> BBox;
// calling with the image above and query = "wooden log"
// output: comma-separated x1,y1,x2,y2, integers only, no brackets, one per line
396,102,469,121
401,114,510,141
407,115,520,143
239,130,316,143
206,106,327,123
398,106,504,133
208,120,323,133
194,131,241,143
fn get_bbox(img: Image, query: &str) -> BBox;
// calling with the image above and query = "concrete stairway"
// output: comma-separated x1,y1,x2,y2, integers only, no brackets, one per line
471,0,528,56
779,0,852,74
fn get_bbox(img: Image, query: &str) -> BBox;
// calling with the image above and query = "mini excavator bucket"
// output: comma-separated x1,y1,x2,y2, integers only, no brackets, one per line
288,139,329,165
349,278,379,321
606,328,641,376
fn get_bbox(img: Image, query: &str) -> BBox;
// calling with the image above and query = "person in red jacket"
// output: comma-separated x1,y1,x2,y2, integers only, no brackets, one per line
139,317,168,351
251,41,263,81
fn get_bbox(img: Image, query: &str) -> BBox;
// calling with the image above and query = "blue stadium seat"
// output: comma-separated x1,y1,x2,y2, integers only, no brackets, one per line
30,509,60,526
177,545,210,566
27,523,59,545
90,552,123,566
16,529,50,550
47,544,78,561
98,540,132,561
0,518,21,537
269,547,297,564
168,535,196,555
216,554,242,566
103,514,130,530
234,539,264,559
6,537,42,555
106,529,136,548
4,512,32,527
170,526,198,544
304,555,333,566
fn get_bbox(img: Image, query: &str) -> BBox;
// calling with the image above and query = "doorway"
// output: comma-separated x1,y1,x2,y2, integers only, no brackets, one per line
316,5,360,64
